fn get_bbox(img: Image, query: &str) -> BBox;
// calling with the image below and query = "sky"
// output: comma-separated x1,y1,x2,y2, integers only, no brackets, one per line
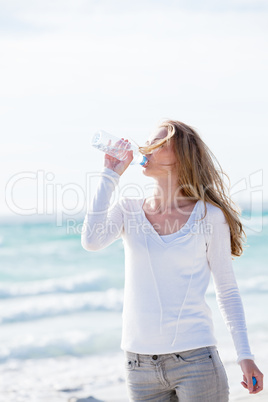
1,0,268,228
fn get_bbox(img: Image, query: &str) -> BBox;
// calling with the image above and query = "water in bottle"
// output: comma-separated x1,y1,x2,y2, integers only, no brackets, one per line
91,130,148,166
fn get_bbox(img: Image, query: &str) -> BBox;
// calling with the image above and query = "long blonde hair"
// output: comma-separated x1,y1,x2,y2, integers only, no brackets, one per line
139,119,246,258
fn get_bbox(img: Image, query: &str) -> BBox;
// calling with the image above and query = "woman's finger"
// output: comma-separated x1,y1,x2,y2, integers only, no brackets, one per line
246,376,254,393
241,381,248,389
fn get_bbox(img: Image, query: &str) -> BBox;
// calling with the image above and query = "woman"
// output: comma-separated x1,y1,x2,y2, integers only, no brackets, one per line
81,120,263,401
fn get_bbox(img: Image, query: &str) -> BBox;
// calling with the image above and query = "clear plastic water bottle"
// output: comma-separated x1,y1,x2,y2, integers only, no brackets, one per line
91,130,148,167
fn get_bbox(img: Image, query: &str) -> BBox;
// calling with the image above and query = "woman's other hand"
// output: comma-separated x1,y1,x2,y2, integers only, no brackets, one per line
240,359,264,394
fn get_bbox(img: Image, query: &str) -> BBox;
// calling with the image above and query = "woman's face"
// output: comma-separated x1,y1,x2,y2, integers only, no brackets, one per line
142,127,178,177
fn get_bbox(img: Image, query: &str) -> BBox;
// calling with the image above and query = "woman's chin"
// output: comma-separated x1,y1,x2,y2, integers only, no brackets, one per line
142,166,156,178
142,169,150,176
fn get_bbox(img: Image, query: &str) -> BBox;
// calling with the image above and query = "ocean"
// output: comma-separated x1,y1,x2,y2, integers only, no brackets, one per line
0,210,267,401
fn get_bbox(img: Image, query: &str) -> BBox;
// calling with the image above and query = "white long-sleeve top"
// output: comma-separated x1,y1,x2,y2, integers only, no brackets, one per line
81,167,254,364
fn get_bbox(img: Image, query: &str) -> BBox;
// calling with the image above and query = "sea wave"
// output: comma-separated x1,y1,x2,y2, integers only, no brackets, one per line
0,271,115,299
206,275,268,297
0,289,124,324
238,275,268,293
0,327,122,363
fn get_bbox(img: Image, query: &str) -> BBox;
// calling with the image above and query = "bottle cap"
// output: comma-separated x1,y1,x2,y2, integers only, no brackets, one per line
140,155,148,166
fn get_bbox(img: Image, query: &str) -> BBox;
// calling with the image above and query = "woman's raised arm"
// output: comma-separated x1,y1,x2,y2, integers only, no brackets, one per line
81,142,134,251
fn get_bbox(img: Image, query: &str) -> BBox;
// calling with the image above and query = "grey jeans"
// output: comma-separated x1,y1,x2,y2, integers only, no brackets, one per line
124,346,229,401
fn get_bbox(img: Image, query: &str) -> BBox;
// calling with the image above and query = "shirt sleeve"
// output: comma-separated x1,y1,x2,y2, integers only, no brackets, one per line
206,205,255,364
81,167,124,251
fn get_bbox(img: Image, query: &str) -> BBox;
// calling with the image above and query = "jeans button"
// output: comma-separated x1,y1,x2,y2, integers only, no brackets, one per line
152,355,158,360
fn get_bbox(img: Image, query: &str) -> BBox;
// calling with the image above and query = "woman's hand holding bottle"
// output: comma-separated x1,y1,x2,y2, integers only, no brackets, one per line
104,139,134,176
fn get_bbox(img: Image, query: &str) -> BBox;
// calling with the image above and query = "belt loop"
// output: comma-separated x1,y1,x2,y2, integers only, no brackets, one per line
134,353,140,367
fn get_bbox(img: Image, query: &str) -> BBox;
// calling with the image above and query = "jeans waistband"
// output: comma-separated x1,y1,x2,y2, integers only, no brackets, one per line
124,346,217,364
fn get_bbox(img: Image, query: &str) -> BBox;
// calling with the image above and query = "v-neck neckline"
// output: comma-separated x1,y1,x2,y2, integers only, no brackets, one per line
140,199,201,245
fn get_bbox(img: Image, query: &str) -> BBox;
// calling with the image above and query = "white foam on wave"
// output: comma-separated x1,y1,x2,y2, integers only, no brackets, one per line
0,288,124,324
0,271,111,298
206,274,268,297
238,275,268,293
0,323,122,363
